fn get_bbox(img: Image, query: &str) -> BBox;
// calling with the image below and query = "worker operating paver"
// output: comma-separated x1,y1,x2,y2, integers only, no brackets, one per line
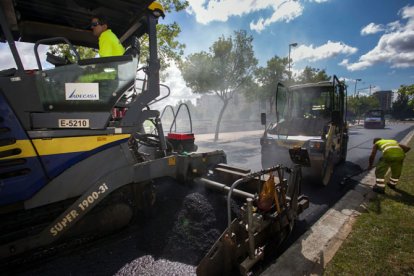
369,138,411,193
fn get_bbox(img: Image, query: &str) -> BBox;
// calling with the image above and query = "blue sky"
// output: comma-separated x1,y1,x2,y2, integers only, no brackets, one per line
162,0,414,98
1,0,413,105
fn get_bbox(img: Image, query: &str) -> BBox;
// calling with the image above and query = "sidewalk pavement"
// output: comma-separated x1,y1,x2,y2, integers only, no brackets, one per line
195,129,264,143
194,120,363,142
195,121,362,143
261,129,414,276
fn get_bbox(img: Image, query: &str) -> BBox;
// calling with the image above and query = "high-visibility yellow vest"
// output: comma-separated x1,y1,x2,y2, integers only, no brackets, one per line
99,29,125,57
375,139,404,158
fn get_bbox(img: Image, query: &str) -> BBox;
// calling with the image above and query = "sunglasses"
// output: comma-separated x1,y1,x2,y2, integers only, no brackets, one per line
90,21,101,28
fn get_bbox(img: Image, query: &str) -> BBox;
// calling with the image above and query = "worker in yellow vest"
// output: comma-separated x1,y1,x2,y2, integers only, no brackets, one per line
369,138,411,193
77,15,125,84
91,14,125,57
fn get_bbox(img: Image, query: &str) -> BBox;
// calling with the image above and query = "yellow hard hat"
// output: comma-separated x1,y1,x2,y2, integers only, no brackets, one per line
148,1,165,18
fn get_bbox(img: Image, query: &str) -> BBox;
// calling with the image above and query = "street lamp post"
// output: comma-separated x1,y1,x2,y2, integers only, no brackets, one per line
288,42,298,80
354,78,361,98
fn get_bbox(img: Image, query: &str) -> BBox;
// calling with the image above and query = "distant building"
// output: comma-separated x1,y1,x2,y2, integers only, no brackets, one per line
372,90,392,111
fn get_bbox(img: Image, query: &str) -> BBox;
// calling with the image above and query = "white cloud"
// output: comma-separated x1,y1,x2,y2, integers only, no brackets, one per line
339,77,357,83
291,40,357,62
357,85,380,96
308,0,329,3
0,46,16,70
401,4,414,19
151,61,200,111
339,59,349,66
387,20,402,32
187,0,328,33
0,42,49,70
188,0,269,25
341,5,414,71
290,67,302,79
250,1,303,33
361,23,385,36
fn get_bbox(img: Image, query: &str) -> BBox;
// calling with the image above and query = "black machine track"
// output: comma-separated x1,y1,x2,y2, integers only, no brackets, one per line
0,185,140,272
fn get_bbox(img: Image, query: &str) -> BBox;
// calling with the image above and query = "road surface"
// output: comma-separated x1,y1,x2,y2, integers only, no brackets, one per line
7,122,414,275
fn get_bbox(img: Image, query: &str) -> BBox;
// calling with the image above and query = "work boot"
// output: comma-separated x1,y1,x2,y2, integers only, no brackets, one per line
373,185,385,194
387,182,397,190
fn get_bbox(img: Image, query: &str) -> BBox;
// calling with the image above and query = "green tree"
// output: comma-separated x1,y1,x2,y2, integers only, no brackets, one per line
347,95,380,122
180,30,258,141
392,84,414,120
140,21,186,73
252,56,289,115
49,0,188,71
397,84,414,106
49,45,97,63
296,66,330,83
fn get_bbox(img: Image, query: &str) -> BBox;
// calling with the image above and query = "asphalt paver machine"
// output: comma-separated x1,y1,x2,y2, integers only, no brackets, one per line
0,1,308,274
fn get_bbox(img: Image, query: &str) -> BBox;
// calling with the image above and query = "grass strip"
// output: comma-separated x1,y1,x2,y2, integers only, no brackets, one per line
324,138,414,275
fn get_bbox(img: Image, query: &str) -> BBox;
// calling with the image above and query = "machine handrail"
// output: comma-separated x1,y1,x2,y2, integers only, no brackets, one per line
148,83,171,105
227,165,290,229
34,37,80,70
160,105,176,133
169,103,193,134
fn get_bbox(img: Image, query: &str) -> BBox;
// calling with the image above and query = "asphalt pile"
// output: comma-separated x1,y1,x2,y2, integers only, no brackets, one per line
115,183,234,275
162,192,222,264
115,255,196,275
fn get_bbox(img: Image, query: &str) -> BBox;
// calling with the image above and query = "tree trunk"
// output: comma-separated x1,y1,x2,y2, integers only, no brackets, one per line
214,99,229,142
269,98,274,116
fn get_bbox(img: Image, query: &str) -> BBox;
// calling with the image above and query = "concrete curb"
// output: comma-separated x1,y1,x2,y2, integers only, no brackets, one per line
261,175,375,276
262,129,414,275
